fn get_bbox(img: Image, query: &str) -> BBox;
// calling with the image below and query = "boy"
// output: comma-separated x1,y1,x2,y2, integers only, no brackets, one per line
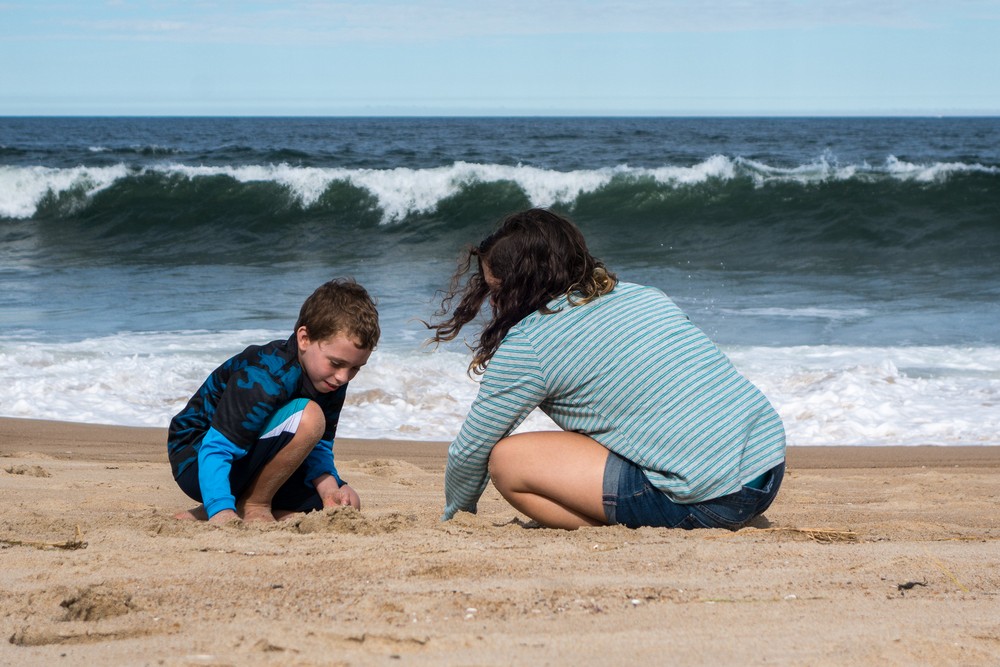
167,278,380,524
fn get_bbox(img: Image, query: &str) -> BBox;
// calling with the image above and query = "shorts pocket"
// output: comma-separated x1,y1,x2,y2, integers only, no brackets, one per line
690,492,761,530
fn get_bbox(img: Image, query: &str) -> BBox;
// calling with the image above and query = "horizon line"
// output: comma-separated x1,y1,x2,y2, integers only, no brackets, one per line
3,111,1000,119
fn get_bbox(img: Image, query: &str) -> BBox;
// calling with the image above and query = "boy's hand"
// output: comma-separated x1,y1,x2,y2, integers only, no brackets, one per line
208,508,241,525
315,474,361,510
327,483,361,510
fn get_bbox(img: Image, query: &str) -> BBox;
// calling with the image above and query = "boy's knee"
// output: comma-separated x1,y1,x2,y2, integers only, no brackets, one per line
299,400,326,441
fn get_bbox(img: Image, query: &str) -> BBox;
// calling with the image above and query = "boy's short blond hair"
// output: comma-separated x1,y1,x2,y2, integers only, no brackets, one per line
295,278,380,349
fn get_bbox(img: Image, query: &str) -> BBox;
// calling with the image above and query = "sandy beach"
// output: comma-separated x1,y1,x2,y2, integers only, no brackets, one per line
1,417,998,666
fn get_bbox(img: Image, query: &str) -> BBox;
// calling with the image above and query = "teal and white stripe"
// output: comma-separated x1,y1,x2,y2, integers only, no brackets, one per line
259,397,309,439
444,282,786,519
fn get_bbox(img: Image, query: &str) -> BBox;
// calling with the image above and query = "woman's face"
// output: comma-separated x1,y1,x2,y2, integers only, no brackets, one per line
481,261,501,293
481,260,501,309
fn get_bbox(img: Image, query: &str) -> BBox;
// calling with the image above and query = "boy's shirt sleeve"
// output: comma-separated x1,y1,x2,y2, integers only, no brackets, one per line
443,330,547,520
198,426,248,518
302,438,345,487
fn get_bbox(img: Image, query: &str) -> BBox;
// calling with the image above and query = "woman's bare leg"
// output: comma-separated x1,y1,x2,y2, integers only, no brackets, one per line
238,401,326,522
488,431,609,530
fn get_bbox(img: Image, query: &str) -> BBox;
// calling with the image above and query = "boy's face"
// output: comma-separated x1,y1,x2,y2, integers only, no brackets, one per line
296,327,372,394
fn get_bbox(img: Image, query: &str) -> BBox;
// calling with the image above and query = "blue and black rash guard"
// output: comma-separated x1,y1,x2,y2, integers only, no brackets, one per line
167,335,347,517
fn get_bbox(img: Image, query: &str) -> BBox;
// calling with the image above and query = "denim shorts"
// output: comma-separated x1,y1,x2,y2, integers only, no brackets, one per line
175,399,324,513
602,452,784,530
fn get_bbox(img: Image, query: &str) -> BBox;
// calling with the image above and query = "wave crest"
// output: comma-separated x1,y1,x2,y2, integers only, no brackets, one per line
2,156,997,222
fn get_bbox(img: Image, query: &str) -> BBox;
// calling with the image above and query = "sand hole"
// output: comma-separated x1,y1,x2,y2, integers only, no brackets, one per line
60,584,137,621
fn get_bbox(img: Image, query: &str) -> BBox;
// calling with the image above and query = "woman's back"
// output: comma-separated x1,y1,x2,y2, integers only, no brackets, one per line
481,281,785,502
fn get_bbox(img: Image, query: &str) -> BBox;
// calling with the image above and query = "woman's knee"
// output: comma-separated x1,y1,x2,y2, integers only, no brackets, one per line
487,437,516,487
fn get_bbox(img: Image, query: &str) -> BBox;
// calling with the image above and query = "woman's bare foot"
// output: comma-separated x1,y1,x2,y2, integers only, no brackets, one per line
173,505,208,521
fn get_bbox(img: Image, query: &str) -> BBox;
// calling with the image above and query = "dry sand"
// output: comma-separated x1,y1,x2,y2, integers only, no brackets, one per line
1,417,998,666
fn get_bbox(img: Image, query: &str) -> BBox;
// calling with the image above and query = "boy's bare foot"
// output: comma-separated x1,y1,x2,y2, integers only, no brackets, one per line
208,508,242,525
273,509,304,521
173,505,208,521
239,502,276,523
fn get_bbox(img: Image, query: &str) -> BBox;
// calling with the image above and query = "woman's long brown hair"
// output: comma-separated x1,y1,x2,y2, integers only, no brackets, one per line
427,208,616,374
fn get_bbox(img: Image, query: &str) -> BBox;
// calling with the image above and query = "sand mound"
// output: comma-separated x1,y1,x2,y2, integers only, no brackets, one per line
292,506,418,535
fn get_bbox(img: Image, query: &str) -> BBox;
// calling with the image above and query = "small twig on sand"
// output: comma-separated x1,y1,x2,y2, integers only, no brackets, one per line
923,548,970,593
710,527,859,543
0,525,87,551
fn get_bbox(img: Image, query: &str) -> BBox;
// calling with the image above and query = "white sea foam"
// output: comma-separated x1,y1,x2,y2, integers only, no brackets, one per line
727,346,1000,446
2,156,996,221
160,161,619,221
882,155,999,182
162,163,337,208
647,154,737,184
0,164,129,218
0,332,997,446
733,153,1000,187
734,154,858,184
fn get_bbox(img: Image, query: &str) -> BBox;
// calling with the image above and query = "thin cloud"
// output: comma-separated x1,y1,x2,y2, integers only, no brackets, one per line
5,0,994,46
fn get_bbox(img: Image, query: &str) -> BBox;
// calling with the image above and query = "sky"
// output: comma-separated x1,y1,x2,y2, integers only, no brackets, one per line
2,0,998,116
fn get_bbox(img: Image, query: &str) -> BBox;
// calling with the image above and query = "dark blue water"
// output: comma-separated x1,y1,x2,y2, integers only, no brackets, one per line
4,116,999,168
2,117,999,348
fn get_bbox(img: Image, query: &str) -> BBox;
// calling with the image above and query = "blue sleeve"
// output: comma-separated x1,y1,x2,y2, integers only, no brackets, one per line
198,427,247,518
302,438,346,487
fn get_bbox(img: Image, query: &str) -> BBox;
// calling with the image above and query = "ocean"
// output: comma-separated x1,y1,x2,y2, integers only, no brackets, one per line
1,116,998,446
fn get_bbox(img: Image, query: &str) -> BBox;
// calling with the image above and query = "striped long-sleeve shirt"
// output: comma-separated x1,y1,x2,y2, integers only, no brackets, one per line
443,282,786,519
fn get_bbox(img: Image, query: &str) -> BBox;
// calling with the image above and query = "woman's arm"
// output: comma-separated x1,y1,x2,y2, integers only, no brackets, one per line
443,331,548,519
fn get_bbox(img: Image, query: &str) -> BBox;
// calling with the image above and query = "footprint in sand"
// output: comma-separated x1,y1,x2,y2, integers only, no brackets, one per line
3,464,52,478
355,458,425,486
60,583,138,622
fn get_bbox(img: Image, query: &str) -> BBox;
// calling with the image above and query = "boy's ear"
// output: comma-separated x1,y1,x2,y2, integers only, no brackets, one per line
295,326,311,349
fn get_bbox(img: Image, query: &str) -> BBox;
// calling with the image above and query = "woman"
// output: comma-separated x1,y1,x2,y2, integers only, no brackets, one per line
428,208,785,529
